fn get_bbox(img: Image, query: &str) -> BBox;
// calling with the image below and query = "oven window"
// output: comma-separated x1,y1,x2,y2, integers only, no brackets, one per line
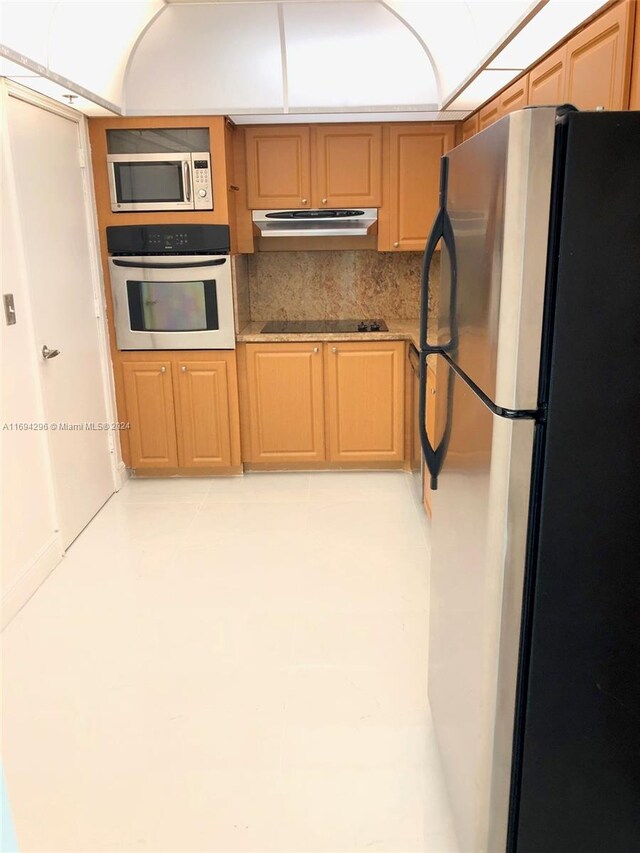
126,280,219,332
114,162,184,204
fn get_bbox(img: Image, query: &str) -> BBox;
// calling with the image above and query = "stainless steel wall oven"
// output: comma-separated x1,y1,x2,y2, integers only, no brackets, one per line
107,225,234,350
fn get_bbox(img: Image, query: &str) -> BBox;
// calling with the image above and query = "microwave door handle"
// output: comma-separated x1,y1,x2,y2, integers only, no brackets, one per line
183,160,192,203
111,259,227,269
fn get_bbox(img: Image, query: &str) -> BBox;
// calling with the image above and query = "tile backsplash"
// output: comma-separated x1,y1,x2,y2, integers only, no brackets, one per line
246,251,439,321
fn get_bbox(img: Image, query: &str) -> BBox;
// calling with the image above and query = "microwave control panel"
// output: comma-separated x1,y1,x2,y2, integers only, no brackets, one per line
192,153,213,210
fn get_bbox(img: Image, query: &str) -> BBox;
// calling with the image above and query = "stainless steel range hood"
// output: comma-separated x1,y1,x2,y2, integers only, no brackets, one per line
252,208,377,238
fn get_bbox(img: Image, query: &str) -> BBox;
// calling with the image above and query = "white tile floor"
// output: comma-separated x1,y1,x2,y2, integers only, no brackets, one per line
2,472,459,853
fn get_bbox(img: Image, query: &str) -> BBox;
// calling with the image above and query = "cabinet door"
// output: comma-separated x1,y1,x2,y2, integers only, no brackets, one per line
462,114,479,141
244,344,325,462
564,0,634,110
385,124,456,252
174,355,240,468
122,361,177,469
628,0,640,109
478,97,501,131
529,46,566,105
314,124,382,207
499,74,529,114
326,342,405,462
245,126,311,209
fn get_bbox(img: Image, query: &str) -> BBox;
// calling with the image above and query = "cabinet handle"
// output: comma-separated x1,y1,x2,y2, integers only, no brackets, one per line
313,346,319,353
160,366,166,373
393,241,399,248
301,198,308,204
228,184,240,192
181,365,187,372
332,346,337,354
430,387,436,395
321,198,327,205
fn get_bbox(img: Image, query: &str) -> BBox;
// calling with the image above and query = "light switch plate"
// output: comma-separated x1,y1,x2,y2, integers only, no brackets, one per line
3,293,16,325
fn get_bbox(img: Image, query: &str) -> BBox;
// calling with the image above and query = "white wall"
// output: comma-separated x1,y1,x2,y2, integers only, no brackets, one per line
0,81,122,627
1,82,62,624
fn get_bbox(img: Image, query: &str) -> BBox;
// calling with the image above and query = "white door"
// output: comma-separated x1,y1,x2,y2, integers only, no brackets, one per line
7,94,115,547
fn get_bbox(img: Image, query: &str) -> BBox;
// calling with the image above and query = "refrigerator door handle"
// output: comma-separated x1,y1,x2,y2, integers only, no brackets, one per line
418,353,448,490
420,156,458,354
418,352,437,487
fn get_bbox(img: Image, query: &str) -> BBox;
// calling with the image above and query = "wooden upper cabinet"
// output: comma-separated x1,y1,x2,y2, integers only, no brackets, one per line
478,97,501,131
122,361,178,469
245,126,311,209
529,46,566,105
627,0,640,109
564,0,635,110
314,124,382,207
499,74,529,115
244,343,325,463
173,355,240,469
326,342,404,462
383,124,456,252
462,114,479,141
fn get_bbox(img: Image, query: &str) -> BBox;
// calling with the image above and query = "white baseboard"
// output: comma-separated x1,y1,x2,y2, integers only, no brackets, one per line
1,535,63,629
115,461,129,490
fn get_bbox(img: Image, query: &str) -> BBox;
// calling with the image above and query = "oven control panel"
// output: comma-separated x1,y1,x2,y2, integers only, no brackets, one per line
106,224,230,256
192,153,213,210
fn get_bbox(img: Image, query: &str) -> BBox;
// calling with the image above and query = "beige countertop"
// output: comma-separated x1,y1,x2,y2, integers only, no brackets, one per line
237,319,421,349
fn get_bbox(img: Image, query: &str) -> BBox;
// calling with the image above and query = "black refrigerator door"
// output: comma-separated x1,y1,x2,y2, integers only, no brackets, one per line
512,111,640,853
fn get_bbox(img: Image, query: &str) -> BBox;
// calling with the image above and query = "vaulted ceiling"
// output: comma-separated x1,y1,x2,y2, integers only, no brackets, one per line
0,0,607,118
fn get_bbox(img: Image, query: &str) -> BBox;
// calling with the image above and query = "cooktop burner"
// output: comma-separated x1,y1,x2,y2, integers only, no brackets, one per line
261,319,388,334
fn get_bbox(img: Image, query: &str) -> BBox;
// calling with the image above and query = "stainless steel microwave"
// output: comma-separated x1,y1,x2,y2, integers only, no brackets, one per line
107,152,213,212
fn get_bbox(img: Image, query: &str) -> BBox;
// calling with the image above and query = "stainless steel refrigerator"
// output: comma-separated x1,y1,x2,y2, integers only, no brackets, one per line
419,107,640,853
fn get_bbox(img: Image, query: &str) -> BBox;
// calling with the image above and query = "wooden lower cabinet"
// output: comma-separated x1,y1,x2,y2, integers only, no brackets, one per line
122,361,178,469
243,343,325,463
241,341,406,466
121,351,240,471
326,342,405,462
174,356,240,468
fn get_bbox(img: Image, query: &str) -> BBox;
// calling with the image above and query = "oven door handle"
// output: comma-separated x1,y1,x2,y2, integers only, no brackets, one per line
111,259,227,269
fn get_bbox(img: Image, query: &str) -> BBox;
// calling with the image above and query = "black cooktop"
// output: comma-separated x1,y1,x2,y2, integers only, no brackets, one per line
261,319,388,334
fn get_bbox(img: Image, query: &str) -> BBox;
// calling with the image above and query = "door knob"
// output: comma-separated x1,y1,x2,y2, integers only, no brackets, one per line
181,365,187,372
321,198,327,205
301,198,308,204
393,241,399,248
332,346,337,353
42,345,60,360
